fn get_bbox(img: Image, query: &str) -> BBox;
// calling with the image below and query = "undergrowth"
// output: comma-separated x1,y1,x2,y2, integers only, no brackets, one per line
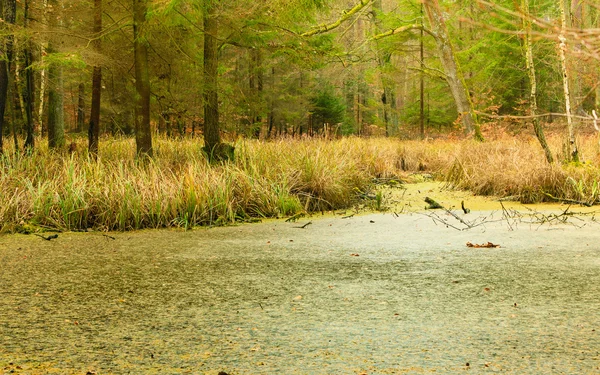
1,134,599,233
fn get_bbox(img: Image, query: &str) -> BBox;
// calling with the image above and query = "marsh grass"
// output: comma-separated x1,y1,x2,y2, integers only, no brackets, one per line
2,134,600,233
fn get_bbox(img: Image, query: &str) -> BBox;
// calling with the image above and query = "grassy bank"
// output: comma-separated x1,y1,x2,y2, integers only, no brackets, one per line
1,134,599,233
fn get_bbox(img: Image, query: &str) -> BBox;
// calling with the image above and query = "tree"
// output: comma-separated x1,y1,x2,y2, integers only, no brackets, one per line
23,0,35,151
133,0,153,157
558,0,578,162
47,0,66,150
423,0,481,139
372,0,396,136
0,0,16,154
89,0,102,157
522,0,553,164
311,85,345,133
202,0,222,159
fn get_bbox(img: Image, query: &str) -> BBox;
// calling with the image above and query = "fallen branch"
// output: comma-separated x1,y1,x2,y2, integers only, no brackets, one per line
33,233,59,241
295,221,312,229
542,192,592,207
424,197,473,228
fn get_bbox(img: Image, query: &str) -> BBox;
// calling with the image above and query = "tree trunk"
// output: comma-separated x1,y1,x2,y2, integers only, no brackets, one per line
559,0,578,162
419,1,425,139
133,0,153,157
423,0,482,140
47,0,65,150
203,1,222,157
88,0,102,157
77,83,85,132
23,0,35,151
267,67,275,138
522,0,553,164
0,0,16,153
372,0,395,137
250,48,263,138
47,60,65,149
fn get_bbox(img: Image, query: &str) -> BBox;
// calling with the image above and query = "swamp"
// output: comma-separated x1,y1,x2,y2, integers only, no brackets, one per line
1,0,600,373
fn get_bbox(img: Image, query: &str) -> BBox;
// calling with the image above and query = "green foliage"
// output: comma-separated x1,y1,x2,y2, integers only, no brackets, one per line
310,85,346,127
34,53,87,71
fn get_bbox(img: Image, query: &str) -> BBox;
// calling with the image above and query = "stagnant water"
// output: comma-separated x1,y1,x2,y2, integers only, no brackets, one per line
1,199,600,374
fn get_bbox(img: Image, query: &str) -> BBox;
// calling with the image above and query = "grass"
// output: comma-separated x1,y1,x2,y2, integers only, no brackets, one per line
1,132,600,233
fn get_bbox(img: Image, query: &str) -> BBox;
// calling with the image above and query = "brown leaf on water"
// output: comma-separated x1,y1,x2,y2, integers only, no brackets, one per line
466,241,500,248
350,253,360,257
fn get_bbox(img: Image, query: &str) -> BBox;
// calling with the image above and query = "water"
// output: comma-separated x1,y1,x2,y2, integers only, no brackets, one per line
1,208,599,374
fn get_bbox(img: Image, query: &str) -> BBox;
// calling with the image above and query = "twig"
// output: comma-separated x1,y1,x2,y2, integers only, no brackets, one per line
295,222,312,229
33,233,58,241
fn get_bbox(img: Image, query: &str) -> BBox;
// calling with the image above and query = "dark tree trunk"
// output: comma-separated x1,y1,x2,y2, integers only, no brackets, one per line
77,83,85,132
203,1,222,158
88,0,102,157
47,0,65,150
23,0,35,151
133,0,153,157
47,62,65,149
250,48,263,138
0,0,16,153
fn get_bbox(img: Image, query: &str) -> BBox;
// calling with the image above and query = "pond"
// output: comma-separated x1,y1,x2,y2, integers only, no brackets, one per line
1,188,599,374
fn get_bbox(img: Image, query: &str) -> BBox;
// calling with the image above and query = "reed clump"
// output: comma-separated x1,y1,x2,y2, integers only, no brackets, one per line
0,136,405,232
443,135,600,204
1,134,600,233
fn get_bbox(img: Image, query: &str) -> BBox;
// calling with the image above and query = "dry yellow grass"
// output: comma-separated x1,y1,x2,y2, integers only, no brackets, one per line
1,134,599,233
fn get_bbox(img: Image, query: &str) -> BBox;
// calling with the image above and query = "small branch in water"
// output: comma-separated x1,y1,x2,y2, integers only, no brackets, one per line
33,233,58,241
424,197,474,228
342,214,355,219
295,221,312,229
542,192,592,207
461,200,470,214
102,234,116,240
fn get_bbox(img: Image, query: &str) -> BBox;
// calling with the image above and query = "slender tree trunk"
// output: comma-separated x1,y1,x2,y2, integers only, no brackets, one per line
133,0,153,157
203,1,221,156
23,0,35,151
47,61,65,149
423,0,482,140
38,0,48,137
47,0,65,150
77,83,85,132
252,48,263,138
419,1,425,139
13,39,26,126
559,0,578,162
10,84,19,151
88,0,102,157
522,0,553,164
0,0,16,153
267,67,275,138
38,56,47,137
372,0,394,137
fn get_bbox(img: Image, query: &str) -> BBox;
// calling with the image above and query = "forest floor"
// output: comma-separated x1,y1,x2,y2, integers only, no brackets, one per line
1,182,600,374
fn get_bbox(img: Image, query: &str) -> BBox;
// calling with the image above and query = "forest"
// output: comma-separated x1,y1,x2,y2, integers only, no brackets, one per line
0,0,600,232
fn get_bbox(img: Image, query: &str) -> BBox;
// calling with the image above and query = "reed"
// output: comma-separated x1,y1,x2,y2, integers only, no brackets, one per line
1,134,599,233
